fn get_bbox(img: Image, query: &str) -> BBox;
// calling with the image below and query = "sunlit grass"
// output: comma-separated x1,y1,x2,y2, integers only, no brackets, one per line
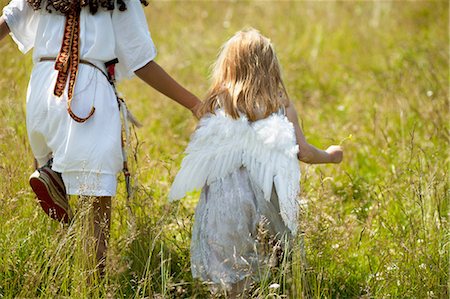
0,0,448,298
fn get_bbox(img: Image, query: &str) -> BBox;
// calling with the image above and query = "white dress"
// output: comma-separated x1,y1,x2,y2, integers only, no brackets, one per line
2,0,157,196
169,109,301,289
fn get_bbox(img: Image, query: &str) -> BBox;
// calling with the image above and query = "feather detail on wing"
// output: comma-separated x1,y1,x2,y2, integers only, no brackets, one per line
169,109,301,233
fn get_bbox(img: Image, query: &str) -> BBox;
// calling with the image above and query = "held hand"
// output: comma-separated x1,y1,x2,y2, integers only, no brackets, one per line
326,145,343,163
190,102,203,120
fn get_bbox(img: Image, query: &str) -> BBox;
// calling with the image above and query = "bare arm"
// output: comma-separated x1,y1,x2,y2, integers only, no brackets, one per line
286,101,343,164
0,16,11,42
135,60,201,117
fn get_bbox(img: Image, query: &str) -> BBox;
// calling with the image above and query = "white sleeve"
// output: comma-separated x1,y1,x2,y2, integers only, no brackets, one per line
2,0,38,53
112,0,157,80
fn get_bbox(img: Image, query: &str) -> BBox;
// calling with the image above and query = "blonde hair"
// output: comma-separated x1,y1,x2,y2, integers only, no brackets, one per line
201,28,289,121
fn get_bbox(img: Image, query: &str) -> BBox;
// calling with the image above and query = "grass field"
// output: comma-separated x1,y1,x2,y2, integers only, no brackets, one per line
0,0,448,298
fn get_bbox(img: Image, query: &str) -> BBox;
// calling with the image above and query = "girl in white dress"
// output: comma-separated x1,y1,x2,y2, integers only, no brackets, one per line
169,28,343,297
0,0,200,273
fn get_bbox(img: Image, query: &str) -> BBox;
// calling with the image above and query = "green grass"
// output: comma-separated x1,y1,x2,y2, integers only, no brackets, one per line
0,0,448,298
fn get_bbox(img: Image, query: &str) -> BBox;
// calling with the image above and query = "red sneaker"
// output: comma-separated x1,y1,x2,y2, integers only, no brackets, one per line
29,164,73,223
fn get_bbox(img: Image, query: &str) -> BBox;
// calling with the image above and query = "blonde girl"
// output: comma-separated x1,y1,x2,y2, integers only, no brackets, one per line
169,28,343,297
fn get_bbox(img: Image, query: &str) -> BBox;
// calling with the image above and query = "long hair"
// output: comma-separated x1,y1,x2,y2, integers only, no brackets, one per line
26,0,148,15
201,28,289,122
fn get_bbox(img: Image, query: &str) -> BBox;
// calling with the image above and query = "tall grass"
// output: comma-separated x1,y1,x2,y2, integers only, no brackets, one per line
0,0,448,298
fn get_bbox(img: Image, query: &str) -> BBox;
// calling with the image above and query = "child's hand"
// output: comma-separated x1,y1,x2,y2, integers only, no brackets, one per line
326,145,343,163
190,102,203,120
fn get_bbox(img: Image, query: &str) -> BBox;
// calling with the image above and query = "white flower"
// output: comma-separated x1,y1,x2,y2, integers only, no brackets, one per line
386,264,398,271
269,283,280,289
426,90,433,97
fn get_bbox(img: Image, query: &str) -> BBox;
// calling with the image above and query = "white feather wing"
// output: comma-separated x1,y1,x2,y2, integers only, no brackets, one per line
169,110,301,233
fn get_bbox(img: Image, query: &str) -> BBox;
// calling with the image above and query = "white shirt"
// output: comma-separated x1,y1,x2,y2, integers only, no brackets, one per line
2,0,157,80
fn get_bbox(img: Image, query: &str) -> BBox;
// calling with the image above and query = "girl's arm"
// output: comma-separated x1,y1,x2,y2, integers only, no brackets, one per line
135,60,201,118
0,16,11,41
286,101,343,164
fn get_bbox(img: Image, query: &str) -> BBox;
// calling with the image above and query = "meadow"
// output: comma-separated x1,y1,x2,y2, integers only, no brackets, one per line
0,0,448,298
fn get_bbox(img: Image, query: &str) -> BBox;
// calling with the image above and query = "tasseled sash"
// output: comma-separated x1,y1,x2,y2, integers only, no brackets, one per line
54,9,95,123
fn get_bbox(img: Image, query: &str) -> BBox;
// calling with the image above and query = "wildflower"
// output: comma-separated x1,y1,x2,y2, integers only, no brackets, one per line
375,272,384,281
426,90,433,97
386,264,398,271
269,283,280,289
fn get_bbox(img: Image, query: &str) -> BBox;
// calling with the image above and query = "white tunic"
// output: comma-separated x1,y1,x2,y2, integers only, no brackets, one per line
2,0,157,195
169,110,301,288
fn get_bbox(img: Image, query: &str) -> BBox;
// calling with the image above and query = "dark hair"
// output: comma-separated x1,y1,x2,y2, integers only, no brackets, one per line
26,0,148,15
